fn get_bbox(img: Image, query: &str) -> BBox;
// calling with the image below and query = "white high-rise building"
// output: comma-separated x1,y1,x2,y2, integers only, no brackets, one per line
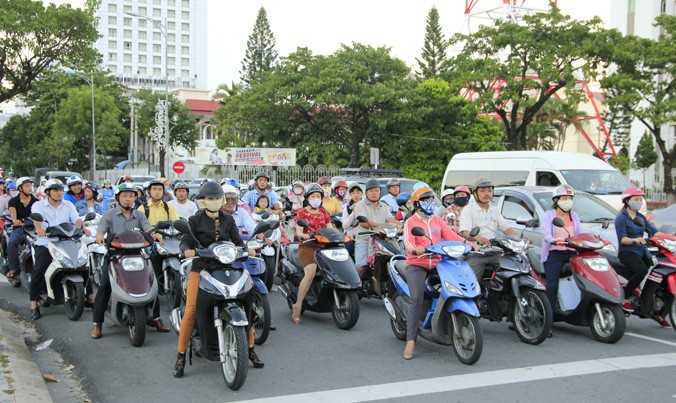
94,0,208,90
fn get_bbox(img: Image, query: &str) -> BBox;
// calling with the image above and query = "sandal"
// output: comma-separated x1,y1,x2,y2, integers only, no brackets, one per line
291,304,301,325
652,313,671,328
6,270,17,279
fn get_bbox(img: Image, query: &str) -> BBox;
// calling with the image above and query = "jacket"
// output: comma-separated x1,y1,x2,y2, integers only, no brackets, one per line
180,210,244,272
615,208,658,259
540,209,582,263
403,213,464,270
75,199,105,216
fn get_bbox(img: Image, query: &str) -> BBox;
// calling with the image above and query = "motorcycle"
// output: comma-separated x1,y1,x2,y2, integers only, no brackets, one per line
278,218,361,330
251,211,282,290
154,220,183,309
104,229,159,347
476,218,553,345
0,211,23,288
601,216,676,330
29,212,95,321
82,214,106,287
18,219,38,293
383,227,483,365
357,223,403,299
528,218,625,343
169,220,270,391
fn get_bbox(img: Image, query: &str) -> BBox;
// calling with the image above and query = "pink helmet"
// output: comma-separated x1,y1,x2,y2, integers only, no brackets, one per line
453,185,471,196
621,186,645,202
551,184,575,200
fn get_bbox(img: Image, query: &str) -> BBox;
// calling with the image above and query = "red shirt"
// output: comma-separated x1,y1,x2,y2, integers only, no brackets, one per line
296,207,331,235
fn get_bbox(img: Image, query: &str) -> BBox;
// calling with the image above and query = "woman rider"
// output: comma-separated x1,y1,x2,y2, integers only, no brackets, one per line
291,183,334,324
174,182,262,378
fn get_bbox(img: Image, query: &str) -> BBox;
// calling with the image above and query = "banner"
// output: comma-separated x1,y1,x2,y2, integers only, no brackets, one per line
195,147,296,167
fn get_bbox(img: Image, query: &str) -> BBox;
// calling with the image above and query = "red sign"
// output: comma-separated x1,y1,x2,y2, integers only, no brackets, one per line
172,161,185,174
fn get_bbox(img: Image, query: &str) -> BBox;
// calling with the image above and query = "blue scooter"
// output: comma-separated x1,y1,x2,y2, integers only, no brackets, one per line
383,227,483,365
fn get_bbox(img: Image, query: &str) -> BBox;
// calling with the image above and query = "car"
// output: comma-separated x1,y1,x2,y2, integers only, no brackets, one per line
114,175,157,188
650,204,676,234
192,177,210,185
491,186,620,249
184,183,202,200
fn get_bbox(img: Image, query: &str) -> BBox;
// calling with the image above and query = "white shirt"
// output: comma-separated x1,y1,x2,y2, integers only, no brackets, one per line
31,199,80,247
169,199,198,220
458,200,510,240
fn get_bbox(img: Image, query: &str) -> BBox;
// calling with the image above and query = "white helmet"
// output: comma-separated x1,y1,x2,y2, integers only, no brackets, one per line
44,178,65,192
66,175,82,186
221,184,239,197
441,188,455,199
551,184,575,200
16,177,33,187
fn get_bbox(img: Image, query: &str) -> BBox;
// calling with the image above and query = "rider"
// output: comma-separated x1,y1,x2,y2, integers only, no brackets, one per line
332,180,349,210
90,183,161,339
243,172,283,219
380,178,401,215
615,186,666,315
36,179,47,200
63,175,85,205
459,178,519,281
317,177,342,215
0,178,10,216
168,182,198,220
402,186,469,359
174,182,262,377
100,179,115,212
287,180,306,213
30,179,88,320
439,186,471,232
291,183,335,325
434,188,455,217
6,177,38,280
225,179,251,214
75,182,105,216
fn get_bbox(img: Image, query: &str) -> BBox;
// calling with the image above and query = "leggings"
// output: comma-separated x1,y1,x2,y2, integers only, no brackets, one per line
30,246,52,301
405,265,429,342
617,251,650,297
543,250,577,310
178,271,200,353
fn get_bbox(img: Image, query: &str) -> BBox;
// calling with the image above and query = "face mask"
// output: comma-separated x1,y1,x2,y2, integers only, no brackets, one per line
454,197,469,207
336,190,346,198
557,199,574,212
322,188,331,197
293,187,303,195
203,198,223,213
419,200,435,217
308,198,322,209
627,200,643,212
443,199,453,207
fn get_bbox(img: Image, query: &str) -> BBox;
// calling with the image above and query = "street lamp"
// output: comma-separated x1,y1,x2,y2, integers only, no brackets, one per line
68,71,96,180
126,12,170,176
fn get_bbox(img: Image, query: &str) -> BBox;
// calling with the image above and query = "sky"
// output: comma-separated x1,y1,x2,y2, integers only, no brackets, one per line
47,0,612,92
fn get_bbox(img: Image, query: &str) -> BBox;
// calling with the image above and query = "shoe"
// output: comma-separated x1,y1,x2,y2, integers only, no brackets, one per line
150,319,170,333
249,347,264,368
403,341,415,360
291,304,301,325
621,300,635,313
91,323,102,339
173,353,186,378
31,308,41,321
41,297,53,308
652,314,671,328
85,301,94,309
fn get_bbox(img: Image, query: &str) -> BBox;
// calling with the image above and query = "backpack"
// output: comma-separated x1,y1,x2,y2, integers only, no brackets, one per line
142,201,169,220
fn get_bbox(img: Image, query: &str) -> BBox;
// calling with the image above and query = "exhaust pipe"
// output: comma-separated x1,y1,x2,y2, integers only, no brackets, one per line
382,297,396,320
169,308,182,334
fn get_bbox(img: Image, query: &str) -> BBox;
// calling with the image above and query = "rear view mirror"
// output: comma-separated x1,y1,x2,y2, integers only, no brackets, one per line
552,217,565,228
252,222,271,237
174,220,191,234
30,213,44,222
356,215,368,223
259,211,270,220
411,227,426,237
469,227,480,238
296,219,309,228
269,221,280,230
633,216,645,227
83,212,97,222
601,219,610,230
527,218,539,228
155,221,171,230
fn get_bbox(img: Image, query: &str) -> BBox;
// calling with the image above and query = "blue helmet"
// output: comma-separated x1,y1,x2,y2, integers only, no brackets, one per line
396,192,410,206
412,181,430,191
7,181,16,190
226,179,240,189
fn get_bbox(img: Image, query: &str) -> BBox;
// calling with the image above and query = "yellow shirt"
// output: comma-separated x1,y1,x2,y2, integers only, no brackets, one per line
322,197,343,215
138,200,179,225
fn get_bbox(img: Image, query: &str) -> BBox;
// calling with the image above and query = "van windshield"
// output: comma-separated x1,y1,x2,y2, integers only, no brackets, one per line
559,170,632,195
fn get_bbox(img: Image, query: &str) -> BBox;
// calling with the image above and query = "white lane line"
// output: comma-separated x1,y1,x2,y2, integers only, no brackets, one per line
236,353,676,403
625,332,676,347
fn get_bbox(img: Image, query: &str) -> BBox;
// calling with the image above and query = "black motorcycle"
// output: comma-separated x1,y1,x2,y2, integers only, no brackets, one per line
154,220,183,309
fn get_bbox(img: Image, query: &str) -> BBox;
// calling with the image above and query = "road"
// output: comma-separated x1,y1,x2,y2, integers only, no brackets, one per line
1,278,675,402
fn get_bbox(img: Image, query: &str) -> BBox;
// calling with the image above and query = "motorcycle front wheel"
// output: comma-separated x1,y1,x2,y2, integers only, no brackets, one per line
252,292,271,345
332,290,360,330
64,281,85,321
220,324,248,391
451,312,483,365
128,307,147,347
510,289,552,345
667,295,676,334
589,303,626,343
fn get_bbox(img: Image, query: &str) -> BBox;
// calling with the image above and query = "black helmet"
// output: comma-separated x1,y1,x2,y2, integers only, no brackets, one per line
386,178,400,188
474,178,494,191
84,182,99,196
254,172,270,181
147,179,165,192
365,179,380,191
199,181,224,199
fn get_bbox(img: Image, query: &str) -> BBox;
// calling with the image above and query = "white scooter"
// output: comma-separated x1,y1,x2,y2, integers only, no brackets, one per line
82,214,107,287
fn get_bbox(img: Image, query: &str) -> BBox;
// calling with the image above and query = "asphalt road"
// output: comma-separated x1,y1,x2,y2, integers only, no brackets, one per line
1,279,675,403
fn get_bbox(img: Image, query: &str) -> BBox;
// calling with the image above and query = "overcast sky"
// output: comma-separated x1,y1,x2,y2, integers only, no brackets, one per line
48,0,612,91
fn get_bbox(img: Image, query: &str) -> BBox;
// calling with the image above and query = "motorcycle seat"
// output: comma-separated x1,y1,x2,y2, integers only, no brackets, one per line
286,243,303,270
527,248,545,276
393,259,407,280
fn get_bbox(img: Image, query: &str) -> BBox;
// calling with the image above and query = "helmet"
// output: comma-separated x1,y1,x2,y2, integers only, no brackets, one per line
7,181,16,190
221,184,239,197
226,179,240,189
173,182,189,191
66,175,82,187
621,186,645,202
135,185,144,193
115,183,137,198
474,178,494,191
292,179,304,188
412,182,430,191
142,181,150,190
386,178,400,188
551,184,575,201
453,185,471,196
396,192,410,206
159,177,167,183
199,181,224,199
103,178,111,184
318,177,332,186
146,179,165,192
84,182,99,195
333,180,348,190
305,183,323,198
220,177,230,185
441,188,455,199
411,187,435,204
16,177,33,188
348,182,362,193
254,172,270,181
365,179,380,191
44,179,64,192
122,175,133,182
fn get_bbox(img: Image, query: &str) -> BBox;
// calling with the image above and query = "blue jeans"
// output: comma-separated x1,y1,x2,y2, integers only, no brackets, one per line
7,227,25,272
543,250,577,310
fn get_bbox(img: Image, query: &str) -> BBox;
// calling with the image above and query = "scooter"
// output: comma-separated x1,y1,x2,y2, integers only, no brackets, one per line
251,211,282,290
601,216,676,330
278,218,361,330
358,223,402,298
476,218,553,345
105,229,159,347
29,212,95,321
383,227,483,365
154,220,183,309
0,212,24,288
528,218,625,343
169,220,270,391
82,214,106,287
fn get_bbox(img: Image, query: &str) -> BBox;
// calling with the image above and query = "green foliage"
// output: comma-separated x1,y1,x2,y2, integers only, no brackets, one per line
634,132,658,170
133,89,199,151
447,6,616,151
608,146,632,173
415,6,448,81
240,7,278,86
525,95,587,151
0,0,98,103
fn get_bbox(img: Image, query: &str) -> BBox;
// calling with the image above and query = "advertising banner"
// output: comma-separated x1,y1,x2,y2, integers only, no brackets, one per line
195,147,296,166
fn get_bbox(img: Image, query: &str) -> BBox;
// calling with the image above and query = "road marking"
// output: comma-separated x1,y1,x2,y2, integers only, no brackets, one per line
236,353,676,403
625,332,676,347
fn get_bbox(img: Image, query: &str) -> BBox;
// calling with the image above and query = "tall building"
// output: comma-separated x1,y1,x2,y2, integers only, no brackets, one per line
94,0,208,90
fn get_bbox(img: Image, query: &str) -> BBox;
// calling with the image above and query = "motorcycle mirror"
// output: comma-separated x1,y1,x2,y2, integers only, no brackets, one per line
155,221,171,230
411,227,426,237
173,220,192,234
30,213,44,222
469,227,480,238
83,212,97,222
269,221,280,230
601,219,610,230
252,221,272,237
356,216,368,223
632,216,645,227
259,211,270,220
552,217,565,228
296,219,309,228
527,218,539,228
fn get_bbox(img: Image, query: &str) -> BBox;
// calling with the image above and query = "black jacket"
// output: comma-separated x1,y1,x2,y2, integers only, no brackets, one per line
180,210,244,272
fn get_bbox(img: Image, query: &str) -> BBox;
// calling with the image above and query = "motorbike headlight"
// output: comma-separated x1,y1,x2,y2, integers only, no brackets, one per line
77,255,88,266
247,239,265,250
658,239,676,253
155,243,170,256
213,244,238,264
52,248,71,266
444,281,464,296
384,228,398,238
442,245,466,259
582,257,610,272
503,239,527,254
121,257,145,271
320,249,350,261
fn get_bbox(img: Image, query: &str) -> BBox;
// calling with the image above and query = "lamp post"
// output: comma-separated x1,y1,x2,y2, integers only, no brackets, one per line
126,12,170,176
68,71,96,180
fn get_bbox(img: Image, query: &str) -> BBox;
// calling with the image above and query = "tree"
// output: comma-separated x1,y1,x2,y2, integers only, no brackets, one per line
634,132,658,170
525,95,587,151
608,146,631,174
0,0,98,104
415,6,448,81
240,7,278,85
602,14,676,202
447,7,616,150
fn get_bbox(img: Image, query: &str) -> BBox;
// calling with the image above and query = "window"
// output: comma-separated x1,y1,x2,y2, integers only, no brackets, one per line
108,53,117,62
124,54,132,62
139,19,147,27
167,21,176,30
124,29,132,39
168,33,176,42
153,32,161,40
108,40,117,49
124,66,132,74
138,54,147,63
501,196,535,221
169,0,176,5
138,6,146,15
123,17,132,26
181,70,190,77
154,0,161,4
153,8,161,17
138,31,147,39
182,23,189,31
154,68,161,75
168,10,176,18
168,57,175,65
108,28,117,37
139,43,147,51
108,16,117,25
181,58,189,66
443,171,528,189
182,34,189,43
181,46,189,55
153,44,161,52
535,172,560,187
108,65,117,73
138,67,147,75
168,45,175,54
153,56,161,64
123,5,132,13
108,4,117,12
124,41,132,50
168,68,175,76
182,11,189,19
182,0,189,7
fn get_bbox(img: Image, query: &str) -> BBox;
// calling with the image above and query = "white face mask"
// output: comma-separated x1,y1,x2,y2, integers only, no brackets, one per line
557,199,574,212
308,198,322,209
293,186,303,195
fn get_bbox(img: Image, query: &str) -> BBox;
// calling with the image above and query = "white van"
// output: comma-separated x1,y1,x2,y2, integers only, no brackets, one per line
442,151,634,211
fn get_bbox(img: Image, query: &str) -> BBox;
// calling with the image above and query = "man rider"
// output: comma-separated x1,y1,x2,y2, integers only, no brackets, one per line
63,176,85,205
90,183,163,338
459,178,519,281
243,172,284,220
5,177,38,281
380,178,401,215
30,179,88,320
168,182,198,219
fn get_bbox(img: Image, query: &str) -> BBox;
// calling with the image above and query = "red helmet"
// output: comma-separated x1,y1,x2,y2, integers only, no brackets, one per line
333,180,348,190
453,185,471,196
621,186,645,202
318,177,332,186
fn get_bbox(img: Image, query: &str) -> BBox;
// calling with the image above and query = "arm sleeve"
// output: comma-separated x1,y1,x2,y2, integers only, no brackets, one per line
68,203,80,224
541,211,554,245
440,218,463,241
572,212,583,236
139,212,153,232
229,217,245,247
458,207,472,233
324,210,331,226
180,217,198,252
333,199,342,213
496,213,510,232
168,203,179,221
615,214,628,241
402,218,416,253
98,213,111,234
342,208,354,229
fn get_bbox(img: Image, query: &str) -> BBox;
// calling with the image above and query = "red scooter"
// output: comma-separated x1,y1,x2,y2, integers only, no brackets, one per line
529,218,625,343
